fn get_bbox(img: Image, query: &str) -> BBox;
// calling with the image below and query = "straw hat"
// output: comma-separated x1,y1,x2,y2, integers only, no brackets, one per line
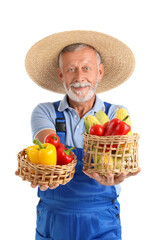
25,30,135,94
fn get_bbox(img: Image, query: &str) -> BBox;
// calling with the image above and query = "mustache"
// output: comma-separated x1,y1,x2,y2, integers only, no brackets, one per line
69,82,92,88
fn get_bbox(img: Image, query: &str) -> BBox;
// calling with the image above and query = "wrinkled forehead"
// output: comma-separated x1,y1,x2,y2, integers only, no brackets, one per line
58,44,101,67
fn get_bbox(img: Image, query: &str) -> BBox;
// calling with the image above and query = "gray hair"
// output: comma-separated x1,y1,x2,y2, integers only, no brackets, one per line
58,43,102,68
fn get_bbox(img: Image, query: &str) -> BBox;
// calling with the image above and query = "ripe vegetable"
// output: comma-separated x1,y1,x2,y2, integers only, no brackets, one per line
109,157,123,171
57,145,76,165
83,115,101,133
92,147,123,175
45,133,60,148
103,116,131,150
89,124,105,136
27,139,57,165
115,107,132,135
103,116,131,136
103,121,109,130
97,155,114,171
95,110,110,125
92,148,114,171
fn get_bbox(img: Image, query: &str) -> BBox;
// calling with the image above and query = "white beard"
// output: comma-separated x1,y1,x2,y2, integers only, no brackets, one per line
63,80,99,103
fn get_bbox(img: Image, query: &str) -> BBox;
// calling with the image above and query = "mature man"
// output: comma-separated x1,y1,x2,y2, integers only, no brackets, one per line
25,30,140,240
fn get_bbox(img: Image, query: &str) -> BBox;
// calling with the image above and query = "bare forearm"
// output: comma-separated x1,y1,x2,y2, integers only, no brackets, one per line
35,129,56,143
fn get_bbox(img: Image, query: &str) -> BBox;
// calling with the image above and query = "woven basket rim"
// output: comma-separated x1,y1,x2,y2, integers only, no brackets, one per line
17,148,77,186
18,148,77,169
83,132,140,139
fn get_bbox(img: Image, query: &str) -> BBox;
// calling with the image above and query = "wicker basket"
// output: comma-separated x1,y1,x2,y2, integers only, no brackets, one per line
17,148,77,187
83,133,140,175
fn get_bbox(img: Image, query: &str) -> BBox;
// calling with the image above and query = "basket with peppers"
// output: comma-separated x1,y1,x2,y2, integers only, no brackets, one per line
83,108,140,176
17,134,77,187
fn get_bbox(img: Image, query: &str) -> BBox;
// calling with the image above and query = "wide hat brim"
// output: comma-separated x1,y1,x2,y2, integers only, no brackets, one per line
25,30,135,94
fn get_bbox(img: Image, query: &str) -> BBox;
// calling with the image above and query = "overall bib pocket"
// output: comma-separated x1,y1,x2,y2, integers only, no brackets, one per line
36,202,55,240
36,230,53,240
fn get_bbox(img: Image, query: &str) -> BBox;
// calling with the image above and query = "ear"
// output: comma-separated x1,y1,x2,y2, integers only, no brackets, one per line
57,67,63,83
98,63,104,83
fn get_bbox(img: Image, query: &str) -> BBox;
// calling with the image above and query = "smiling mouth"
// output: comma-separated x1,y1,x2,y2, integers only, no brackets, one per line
72,86,89,92
73,87,87,91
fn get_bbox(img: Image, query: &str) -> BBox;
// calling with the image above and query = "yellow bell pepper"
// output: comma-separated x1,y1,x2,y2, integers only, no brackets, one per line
27,139,57,165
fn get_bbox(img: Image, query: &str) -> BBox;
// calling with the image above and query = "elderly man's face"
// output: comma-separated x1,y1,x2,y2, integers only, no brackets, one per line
57,47,104,102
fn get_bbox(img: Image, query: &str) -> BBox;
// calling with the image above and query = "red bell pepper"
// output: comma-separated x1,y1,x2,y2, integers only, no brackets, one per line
103,115,131,136
102,115,131,150
57,145,76,165
103,121,109,130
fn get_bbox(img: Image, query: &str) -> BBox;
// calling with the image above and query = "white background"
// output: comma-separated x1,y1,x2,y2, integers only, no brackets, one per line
1,0,160,239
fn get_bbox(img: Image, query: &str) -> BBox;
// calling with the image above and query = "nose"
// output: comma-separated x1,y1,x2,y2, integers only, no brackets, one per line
74,68,85,82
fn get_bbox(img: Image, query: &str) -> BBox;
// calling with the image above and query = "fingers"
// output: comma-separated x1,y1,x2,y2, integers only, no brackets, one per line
83,167,141,186
82,170,93,178
95,172,127,185
83,169,127,186
114,172,127,185
30,183,59,191
83,171,105,184
89,172,109,185
114,167,141,184
83,170,115,186
30,183,48,191
126,167,141,178
31,183,38,188
106,173,114,185
103,173,126,186
39,184,59,191
49,184,59,189
39,185,49,191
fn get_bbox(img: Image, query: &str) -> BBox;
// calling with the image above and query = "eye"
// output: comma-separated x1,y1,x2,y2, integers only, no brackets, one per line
84,67,89,71
69,68,75,72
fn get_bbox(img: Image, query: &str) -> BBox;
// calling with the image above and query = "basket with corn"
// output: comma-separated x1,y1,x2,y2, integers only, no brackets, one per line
83,108,140,176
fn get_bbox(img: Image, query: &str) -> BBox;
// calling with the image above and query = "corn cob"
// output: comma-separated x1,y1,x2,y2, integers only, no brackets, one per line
83,115,101,133
92,148,112,170
97,154,114,171
92,148,123,175
115,107,132,135
95,110,110,125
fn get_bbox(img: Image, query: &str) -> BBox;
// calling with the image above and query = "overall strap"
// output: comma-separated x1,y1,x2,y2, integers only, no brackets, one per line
103,102,111,115
53,100,111,145
53,101,66,145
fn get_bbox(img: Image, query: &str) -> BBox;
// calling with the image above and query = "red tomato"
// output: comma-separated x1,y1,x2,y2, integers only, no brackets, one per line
45,133,60,148
89,124,105,136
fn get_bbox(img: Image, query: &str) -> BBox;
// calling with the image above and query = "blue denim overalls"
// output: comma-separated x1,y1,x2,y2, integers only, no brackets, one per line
35,101,121,240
